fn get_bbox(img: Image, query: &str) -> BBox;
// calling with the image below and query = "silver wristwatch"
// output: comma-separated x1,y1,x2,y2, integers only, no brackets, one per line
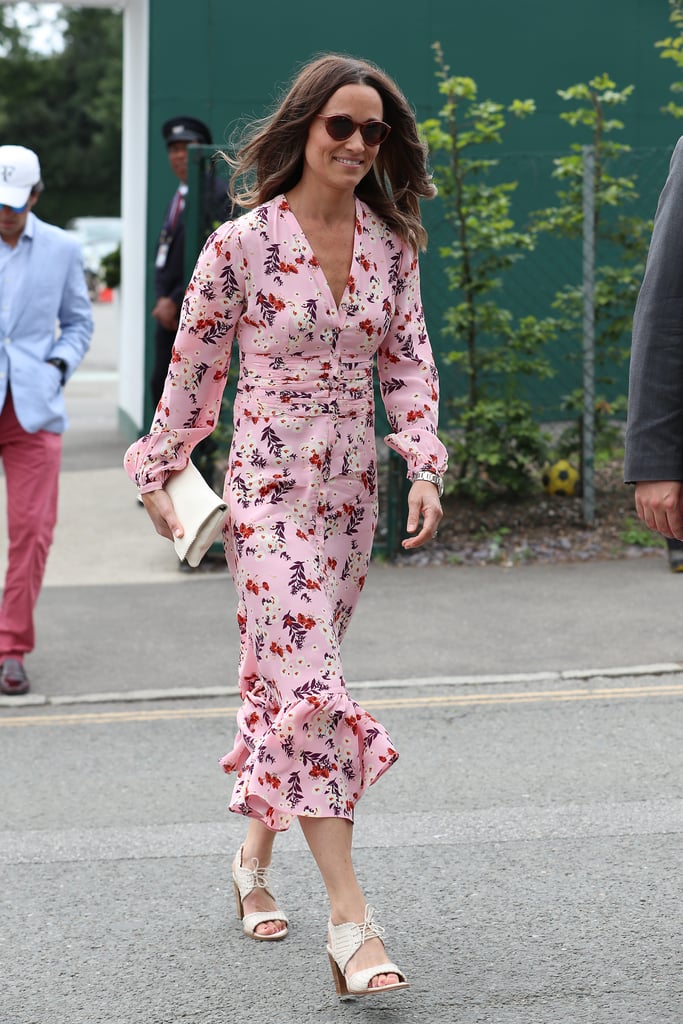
410,470,443,497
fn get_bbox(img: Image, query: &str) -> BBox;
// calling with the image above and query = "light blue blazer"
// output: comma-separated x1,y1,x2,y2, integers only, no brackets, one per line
0,213,93,434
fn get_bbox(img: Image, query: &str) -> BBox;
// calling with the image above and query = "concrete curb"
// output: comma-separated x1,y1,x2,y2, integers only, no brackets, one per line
2,661,681,709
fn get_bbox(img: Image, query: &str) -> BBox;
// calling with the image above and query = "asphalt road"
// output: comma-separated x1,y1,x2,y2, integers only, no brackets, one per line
2,674,681,1024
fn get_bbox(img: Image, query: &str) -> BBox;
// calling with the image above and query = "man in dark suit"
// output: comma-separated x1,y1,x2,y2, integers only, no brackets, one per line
151,116,233,493
625,137,683,569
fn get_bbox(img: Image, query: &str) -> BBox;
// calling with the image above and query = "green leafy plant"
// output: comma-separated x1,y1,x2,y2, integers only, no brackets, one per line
419,43,556,503
532,74,651,462
552,395,626,465
619,516,665,548
100,244,120,290
656,0,683,117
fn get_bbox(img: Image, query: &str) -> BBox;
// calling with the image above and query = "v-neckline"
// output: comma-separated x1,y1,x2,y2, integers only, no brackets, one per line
282,195,359,314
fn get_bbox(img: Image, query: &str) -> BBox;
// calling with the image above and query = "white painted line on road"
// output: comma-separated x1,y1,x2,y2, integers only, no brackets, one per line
0,693,46,707
376,672,560,687
560,662,683,679
51,685,241,706
2,661,682,709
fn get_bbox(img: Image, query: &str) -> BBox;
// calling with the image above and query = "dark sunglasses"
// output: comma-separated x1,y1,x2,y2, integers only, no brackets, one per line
1,199,29,214
317,115,391,147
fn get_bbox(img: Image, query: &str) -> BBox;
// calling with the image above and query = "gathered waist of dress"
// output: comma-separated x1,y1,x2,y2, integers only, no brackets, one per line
237,355,375,403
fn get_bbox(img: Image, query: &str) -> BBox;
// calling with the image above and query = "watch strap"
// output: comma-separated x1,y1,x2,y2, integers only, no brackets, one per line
410,470,443,496
47,357,67,383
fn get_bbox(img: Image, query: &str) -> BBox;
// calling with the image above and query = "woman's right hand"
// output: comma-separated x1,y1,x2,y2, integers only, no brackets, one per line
141,488,184,543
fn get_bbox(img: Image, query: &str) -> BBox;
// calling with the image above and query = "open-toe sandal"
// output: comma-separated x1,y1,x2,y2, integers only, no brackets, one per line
231,846,288,941
326,905,408,998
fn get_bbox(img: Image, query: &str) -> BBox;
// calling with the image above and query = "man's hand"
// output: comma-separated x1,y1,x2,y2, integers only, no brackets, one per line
151,296,179,332
634,480,683,539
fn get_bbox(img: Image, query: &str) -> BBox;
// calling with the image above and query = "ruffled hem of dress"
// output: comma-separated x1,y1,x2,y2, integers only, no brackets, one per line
219,689,399,832
384,429,448,477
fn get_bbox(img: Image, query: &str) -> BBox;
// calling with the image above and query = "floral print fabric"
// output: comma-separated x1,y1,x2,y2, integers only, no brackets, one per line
125,195,447,831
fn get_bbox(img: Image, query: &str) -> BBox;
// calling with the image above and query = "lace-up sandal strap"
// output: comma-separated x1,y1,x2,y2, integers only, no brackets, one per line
327,905,385,975
232,853,275,902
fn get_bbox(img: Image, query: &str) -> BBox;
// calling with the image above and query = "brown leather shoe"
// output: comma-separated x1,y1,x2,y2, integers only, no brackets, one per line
0,658,30,696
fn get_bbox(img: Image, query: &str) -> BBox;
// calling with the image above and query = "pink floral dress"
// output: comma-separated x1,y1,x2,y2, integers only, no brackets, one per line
125,195,447,831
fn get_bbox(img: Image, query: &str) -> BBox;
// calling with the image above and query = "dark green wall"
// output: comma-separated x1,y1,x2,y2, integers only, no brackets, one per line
146,0,679,422
148,0,674,146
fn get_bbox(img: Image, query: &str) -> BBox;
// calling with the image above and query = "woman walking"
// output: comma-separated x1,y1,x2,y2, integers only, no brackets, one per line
126,53,446,997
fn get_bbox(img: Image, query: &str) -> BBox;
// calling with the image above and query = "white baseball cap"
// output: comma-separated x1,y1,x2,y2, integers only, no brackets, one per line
0,145,41,209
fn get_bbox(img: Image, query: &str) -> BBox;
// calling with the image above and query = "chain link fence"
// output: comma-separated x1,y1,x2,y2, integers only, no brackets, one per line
419,144,675,422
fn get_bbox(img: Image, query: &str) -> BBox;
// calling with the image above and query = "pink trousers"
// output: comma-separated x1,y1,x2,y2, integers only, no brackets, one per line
0,393,61,659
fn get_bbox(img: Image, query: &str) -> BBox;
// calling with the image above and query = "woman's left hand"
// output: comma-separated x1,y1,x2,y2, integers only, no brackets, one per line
402,481,443,550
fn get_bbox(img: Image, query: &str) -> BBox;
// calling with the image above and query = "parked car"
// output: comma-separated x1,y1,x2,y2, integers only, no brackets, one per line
66,216,122,299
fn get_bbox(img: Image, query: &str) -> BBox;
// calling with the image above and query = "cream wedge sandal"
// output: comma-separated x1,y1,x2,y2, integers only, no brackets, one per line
231,847,288,941
326,905,409,998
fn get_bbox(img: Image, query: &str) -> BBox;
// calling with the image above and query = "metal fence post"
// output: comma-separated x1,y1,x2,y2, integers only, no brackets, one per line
582,145,595,525
184,146,205,285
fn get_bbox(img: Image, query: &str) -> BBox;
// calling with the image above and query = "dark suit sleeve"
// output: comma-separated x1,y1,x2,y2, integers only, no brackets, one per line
624,137,683,482
166,220,186,308
153,210,186,310
158,181,233,312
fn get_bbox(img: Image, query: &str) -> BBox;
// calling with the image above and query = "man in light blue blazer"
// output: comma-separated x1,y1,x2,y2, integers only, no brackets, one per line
0,145,93,695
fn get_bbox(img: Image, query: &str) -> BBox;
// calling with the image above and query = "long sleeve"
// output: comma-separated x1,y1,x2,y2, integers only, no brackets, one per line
377,243,448,478
125,221,244,491
624,137,683,482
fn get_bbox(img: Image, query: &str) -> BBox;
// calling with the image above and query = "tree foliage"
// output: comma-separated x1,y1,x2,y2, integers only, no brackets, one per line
0,4,122,226
656,0,683,117
532,74,651,460
419,42,555,503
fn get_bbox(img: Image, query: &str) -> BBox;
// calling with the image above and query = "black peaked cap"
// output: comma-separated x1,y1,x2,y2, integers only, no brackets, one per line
162,116,213,146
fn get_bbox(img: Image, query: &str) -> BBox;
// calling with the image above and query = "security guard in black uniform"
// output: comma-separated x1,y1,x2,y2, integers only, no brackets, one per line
151,115,214,406
151,115,231,490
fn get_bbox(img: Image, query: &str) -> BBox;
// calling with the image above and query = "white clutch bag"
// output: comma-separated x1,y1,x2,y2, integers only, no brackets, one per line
164,459,228,567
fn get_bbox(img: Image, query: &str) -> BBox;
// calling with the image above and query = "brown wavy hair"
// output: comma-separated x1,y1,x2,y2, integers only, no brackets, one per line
225,54,436,252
